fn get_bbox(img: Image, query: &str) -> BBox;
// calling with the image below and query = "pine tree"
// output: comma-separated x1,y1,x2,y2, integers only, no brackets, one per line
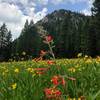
0,23,8,48
0,23,12,61
16,20,42,59
92,0,100,55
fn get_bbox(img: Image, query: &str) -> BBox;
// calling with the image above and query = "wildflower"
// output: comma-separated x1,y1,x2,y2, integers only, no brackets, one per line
77,53,82,58
47,60,55,65
68,97,73,100
61,78,66,86
55,90,62,96
14,68,19,73
84,55,88,58
34,68,48,75
68,97,82,100
45,88,52,96
51,76,59,85
11,83,17,90
34,57,43,62
40,50,47,56
36,71,44,75
26,68,34,73
51,76,66,86
68,67,76,73
45,35,53,43
85,59,92,63
44,87,61,98
96,56,100,63
34,68,48,71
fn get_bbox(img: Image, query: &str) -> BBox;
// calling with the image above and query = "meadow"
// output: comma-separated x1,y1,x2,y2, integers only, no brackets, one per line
0,57,100,100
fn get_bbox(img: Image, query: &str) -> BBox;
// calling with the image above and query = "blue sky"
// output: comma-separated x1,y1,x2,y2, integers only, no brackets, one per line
35,1,87,14
0,0,94,39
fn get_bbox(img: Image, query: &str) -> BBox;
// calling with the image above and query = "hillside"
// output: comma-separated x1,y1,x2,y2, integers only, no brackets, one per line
36,9,90,57
12,9,91,59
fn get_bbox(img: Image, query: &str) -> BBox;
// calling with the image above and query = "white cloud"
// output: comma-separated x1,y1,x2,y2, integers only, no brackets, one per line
0,3,23,23
23,7,48,24
0,0,94,39
38,0,48,5
0,2,24,39
81,9,91,15
0,1,48,39
51,0,64,5
50,0,91,5
81,0,94,15
33,8,48,23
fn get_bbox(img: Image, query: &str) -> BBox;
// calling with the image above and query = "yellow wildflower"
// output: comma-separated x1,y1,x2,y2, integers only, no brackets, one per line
68,98,76,100
26,68,34,73
78,98,81,100
67,98,82,100
14,68,19,73
77,53,82,58
11,83,17,90
85,59,92,63
84,55,88,58
96,56,100,63
68,67,76,73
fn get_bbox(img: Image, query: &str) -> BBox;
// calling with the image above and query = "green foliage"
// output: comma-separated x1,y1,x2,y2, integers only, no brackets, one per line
0,59,100,99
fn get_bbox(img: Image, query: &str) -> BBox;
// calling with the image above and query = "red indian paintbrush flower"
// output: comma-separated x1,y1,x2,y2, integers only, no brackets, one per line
34,68,49,75
33,57,42,62
55,90,62,96
44,88,52,96
51,76,59,85
34,68,48,71
36,71,44,75
61,78,66,86
51,76,66,86
47,60,55,65
44,87,61,98
40,50,47,56
45,35,53,43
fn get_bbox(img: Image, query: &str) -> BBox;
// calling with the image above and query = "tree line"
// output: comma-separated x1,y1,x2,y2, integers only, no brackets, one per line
0,0,100,61
0,23,12,61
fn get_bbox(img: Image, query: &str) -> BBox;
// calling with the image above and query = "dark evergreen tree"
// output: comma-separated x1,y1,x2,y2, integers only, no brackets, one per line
91,0,100,55
16,20,42,59
0,23,12,61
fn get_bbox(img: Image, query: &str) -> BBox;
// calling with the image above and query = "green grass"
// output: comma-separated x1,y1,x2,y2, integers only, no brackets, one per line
0,58,100,100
